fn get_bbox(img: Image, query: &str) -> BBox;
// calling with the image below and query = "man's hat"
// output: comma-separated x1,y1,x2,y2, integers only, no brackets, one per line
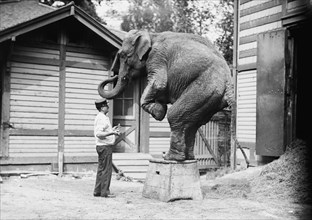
95,98,108,105
95,98,108,109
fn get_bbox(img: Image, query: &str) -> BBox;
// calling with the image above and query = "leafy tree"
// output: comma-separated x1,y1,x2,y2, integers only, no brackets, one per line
215,0,234,65
121,0,174,32
41,0,105,23
120,0,233,64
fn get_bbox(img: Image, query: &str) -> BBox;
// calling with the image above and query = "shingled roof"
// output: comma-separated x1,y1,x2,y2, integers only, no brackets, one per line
0,0,55,31
0,0,124,47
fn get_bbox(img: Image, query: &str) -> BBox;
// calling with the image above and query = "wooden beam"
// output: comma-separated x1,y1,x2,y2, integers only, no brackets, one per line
0,41,13,157
139,77,150,153
9,129,58,136
231,0,238,171
57,31,67,176
149,131,170,138
115,125,136,145
134,80,140,152
0,156,54,165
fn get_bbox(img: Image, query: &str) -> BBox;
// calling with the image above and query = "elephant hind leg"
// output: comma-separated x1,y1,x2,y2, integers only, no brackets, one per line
185,126,199,160
166,78,224,161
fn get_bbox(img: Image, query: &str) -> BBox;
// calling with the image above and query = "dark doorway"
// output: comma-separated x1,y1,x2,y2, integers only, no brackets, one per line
293,20,312,147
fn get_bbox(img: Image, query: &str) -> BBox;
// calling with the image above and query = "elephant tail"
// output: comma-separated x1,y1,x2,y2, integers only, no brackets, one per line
224,80,235,107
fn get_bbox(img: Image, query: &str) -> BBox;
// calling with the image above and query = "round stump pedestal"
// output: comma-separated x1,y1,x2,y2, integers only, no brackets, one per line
142,158,203,202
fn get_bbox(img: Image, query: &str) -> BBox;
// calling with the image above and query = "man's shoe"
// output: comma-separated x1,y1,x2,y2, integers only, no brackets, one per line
102,194,116,198
93,193,101,197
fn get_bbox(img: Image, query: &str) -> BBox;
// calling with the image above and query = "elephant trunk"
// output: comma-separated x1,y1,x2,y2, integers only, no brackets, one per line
98,75,126,99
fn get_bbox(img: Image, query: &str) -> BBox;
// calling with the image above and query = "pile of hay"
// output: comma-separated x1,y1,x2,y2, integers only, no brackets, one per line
250,139,312,203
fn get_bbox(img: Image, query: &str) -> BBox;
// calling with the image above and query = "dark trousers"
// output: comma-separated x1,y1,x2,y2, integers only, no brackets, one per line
94,145,113,196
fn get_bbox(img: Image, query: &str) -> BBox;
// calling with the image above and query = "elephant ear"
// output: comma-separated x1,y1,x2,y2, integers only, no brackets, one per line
131,31,151,61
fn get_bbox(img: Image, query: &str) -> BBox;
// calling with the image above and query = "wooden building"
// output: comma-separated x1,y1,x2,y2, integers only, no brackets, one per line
0,1,125,173
0,0,230,176
233,0,311,165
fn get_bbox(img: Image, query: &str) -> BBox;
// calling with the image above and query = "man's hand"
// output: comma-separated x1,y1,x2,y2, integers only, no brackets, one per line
112,125,120,136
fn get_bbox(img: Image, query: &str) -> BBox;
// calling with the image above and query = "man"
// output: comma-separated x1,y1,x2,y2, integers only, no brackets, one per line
94,98,120,198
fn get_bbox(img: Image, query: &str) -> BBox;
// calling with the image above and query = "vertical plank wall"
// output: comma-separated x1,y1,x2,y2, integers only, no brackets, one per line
237,0,283,160
9,45,59,158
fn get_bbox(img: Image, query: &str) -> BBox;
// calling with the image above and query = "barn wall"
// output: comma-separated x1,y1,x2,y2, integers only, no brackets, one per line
5,42,112,161
9,44,60,159
0,24,117,168
64,46,111,159
236,0,283,163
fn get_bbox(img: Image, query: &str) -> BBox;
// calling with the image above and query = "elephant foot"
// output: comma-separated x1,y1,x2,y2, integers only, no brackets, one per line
164,150,185,161
185,151,195,160
148,103,167,121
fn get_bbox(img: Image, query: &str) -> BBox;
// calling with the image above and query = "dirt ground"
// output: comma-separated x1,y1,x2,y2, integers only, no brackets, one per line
1,167,311,220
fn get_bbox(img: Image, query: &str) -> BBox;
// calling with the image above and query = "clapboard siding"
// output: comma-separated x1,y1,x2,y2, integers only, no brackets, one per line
237,69,257,143
8,45,60,158
9,136,58,157
9,46,59,132
240,0,282,17
287,0,306,11
64,65,109,131
149,115,170,156
64,136,96,157
238,0,283,69
149,137,170,156
63,48,110,157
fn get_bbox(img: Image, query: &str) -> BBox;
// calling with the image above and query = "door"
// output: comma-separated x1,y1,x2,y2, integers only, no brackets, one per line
256,29,289,156
113,80,141,152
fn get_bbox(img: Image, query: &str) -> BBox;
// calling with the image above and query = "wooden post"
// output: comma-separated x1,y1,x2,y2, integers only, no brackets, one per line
0,41,13,158
231,0,239,170
57,31,67,176
139,77,150,153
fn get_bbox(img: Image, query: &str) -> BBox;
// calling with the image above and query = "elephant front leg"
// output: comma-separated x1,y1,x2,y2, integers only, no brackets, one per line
164,129,186,161
141,80,167,121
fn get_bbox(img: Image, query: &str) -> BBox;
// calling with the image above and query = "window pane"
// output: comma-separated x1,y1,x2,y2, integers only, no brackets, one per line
124,99,133,116
113,100,123,116
124,86,133,98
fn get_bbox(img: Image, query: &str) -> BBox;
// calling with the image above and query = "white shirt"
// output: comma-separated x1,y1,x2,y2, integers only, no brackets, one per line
94,112,115,146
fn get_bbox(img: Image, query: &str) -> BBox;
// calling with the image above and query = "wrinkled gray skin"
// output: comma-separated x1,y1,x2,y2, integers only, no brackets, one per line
98,30,234,161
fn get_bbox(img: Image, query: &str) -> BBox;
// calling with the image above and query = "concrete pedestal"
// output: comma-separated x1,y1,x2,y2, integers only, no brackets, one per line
142,158,203,202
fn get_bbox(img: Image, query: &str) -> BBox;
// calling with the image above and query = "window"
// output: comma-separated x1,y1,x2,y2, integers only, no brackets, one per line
113,86,134,118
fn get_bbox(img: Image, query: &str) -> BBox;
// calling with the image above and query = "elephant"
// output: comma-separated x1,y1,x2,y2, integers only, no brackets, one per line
98,30,234,161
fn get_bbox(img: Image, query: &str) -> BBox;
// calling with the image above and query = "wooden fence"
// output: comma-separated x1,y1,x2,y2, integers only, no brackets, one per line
194,110,231,169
